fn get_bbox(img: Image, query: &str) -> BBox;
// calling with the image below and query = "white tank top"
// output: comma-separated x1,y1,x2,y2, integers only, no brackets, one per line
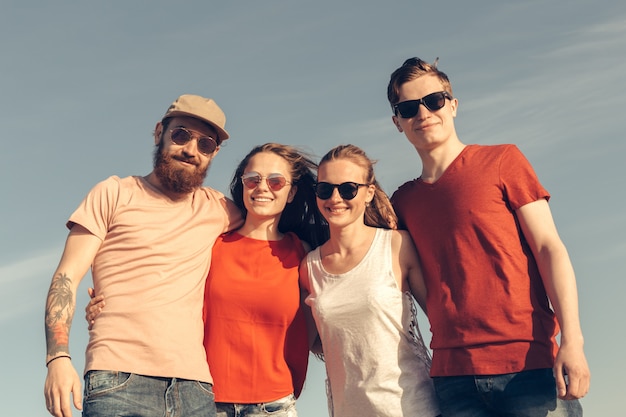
305,228,440,417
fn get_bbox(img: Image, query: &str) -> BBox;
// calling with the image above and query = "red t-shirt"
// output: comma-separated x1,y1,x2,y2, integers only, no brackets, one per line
203,231,309,402
391,144,559,376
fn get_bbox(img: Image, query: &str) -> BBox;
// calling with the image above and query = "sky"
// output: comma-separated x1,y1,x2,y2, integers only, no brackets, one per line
1,1,624,415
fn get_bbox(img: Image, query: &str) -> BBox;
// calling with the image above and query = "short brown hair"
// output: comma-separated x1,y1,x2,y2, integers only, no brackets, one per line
387,57,453,109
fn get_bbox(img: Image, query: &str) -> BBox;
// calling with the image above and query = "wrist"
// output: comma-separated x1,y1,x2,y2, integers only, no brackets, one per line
46,354,71,367
559,331,584,346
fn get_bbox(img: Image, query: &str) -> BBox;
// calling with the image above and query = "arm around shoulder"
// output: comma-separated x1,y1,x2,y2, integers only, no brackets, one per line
221,195,244,232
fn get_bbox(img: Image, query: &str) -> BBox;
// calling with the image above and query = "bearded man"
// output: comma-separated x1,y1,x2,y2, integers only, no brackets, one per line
43,95,243,417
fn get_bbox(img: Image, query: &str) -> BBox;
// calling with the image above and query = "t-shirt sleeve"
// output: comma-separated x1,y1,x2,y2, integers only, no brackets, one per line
500,145,550,211
66,176,121,240
390,186,409,230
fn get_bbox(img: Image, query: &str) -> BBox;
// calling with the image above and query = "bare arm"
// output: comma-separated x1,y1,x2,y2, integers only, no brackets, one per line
393,230,428,313
517,199,590,400
298,258,322,354
44,224,102,416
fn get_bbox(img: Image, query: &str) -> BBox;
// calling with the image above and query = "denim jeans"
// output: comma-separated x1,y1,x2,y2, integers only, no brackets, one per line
433,368,583,417
215,394,297,417
83,371,216,417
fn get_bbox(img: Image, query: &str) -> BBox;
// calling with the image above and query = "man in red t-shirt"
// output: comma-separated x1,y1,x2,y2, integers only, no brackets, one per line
386,57,590,416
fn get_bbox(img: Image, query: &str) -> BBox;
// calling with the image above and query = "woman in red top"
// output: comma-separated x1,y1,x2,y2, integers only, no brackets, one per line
205,143,326,416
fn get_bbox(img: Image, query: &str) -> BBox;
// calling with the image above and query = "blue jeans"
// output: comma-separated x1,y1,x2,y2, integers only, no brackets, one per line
215,394,297,417
83,371,216,417
433,368,582,417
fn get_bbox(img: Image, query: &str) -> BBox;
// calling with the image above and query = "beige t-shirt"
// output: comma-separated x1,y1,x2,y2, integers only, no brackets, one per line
69,175,242,383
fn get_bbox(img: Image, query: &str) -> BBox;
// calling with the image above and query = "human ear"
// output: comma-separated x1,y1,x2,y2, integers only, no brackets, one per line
365,184,376,204
154,122,163,145
392,115,403,133
287,185,297,203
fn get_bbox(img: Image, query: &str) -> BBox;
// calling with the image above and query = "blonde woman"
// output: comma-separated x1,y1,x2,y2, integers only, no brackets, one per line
300,144,441,417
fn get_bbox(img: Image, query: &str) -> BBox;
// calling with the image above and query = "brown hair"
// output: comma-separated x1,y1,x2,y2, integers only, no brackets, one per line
387,57,453,109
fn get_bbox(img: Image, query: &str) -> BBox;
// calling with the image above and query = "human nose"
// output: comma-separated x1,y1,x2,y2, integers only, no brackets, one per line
256,177,272,191
328,186,343,201
415,102,431,119
180,136,200,156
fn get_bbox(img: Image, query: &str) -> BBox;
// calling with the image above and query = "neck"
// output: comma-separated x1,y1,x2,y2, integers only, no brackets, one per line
417,139,466,183
324,222,375,255
236,216,283,241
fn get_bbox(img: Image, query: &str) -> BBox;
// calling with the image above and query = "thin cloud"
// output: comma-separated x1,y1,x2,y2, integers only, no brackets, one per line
0,248,62,323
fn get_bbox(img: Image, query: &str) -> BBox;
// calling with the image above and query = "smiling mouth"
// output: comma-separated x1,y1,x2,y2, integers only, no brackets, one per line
326,207,347,213
174,157,198,166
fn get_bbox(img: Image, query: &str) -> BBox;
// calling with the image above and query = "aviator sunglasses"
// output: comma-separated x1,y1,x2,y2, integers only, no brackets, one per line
315,182,369,200
169,127,218,155
241,171,291,191
393,91,453,118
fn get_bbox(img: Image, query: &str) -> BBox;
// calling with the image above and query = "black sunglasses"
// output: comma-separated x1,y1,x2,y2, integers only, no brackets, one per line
315,182,368,200
393,91,453,118
170,127,218,156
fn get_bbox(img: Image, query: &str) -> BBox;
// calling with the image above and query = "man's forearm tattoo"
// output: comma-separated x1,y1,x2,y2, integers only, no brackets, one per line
45,272,75,356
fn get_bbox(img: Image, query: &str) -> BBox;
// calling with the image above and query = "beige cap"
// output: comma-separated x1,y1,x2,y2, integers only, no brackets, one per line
163,94,229,141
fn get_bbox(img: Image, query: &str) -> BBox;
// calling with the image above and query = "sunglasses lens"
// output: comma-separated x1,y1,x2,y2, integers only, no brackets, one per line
423,92,446,111
396,101,419,118
242,174,261,189
315,183,334,200
170,128,191,145
197,137,217,155
267,175,287,191
338,183,359,200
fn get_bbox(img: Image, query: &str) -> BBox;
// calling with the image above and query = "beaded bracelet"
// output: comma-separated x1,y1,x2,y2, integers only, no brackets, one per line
46,355,71,367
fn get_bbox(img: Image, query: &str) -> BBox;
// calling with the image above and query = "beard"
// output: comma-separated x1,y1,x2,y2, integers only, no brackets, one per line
153,142,209,194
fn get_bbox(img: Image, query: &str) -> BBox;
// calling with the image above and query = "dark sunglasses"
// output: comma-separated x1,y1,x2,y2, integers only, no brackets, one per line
170,127,218,156
315,182,368,200
241,171,291,191
393,91,453,118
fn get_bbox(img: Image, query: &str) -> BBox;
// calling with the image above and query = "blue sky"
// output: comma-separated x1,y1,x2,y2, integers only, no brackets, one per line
1,1,624,416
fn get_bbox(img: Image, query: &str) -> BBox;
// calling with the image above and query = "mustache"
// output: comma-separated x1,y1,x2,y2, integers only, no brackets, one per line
172,154,199,166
